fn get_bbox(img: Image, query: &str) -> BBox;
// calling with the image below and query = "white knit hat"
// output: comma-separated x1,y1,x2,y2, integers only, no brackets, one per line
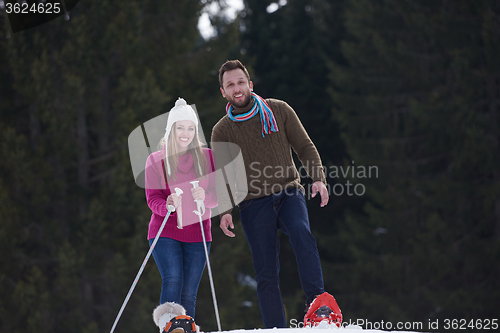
164,98,202,176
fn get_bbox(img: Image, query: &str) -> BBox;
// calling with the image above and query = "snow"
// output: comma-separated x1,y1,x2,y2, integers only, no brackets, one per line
198,0,244,39
202,323,428,333
202,328,425,333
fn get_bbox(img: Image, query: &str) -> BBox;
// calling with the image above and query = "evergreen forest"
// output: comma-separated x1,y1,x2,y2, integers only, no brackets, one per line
0,1,498,332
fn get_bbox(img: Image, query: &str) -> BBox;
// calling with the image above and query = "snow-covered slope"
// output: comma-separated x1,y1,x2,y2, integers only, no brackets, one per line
205,323,427,333
209,328,426,333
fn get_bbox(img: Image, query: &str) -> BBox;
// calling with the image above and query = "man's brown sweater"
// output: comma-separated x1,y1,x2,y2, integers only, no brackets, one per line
211,97,326,213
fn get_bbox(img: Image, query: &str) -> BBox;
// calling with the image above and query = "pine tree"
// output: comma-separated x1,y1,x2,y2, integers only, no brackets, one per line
329,0,500,323
0,0,239,331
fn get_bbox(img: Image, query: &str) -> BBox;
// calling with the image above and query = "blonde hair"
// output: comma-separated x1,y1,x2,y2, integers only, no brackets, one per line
158,122,207,182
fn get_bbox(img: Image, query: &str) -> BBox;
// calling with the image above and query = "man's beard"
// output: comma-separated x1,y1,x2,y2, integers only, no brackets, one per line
228,92,252,108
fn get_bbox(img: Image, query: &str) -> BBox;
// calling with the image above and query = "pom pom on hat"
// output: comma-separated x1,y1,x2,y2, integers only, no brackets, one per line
175,98,187,107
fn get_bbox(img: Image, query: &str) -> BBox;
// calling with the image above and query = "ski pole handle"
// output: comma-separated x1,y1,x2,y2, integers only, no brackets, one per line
190,181,205,215
174,188,183,229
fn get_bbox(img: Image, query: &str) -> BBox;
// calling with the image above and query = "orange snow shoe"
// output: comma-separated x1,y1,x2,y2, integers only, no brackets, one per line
164,315,197,333
304,292,342,327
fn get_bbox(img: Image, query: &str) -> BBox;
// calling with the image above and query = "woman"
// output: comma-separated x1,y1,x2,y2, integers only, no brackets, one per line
144,98,216,319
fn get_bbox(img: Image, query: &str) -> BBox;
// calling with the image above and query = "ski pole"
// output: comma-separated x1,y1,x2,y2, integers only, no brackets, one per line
110,195,179,333
174,188,184,229
191,181,221,332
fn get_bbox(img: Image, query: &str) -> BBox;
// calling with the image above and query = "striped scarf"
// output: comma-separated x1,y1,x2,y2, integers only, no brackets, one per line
226,92,279,137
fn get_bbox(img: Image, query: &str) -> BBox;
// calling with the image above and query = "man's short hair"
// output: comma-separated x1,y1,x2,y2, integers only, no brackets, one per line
218,60,251,88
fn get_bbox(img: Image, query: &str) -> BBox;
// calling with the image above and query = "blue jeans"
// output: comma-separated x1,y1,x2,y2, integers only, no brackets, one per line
239,188,324,328
149,237,210,318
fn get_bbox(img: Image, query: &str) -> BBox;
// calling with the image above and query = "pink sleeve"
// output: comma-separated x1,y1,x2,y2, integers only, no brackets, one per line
145,154,171,217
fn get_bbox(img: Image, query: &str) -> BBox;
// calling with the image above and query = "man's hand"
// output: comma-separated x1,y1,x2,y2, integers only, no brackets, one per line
220,213,235,237
311,181,329,207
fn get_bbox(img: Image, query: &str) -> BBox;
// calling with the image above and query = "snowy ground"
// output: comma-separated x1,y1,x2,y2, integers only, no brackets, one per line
203,321,428,333
207,328,426,333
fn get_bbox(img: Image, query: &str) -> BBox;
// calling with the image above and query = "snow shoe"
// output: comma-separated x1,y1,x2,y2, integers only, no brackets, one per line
304,292,342,327
164,315,197,333
153,302,197,333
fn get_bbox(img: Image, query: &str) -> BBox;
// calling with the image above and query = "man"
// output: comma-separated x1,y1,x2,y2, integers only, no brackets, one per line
211,60,330,328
